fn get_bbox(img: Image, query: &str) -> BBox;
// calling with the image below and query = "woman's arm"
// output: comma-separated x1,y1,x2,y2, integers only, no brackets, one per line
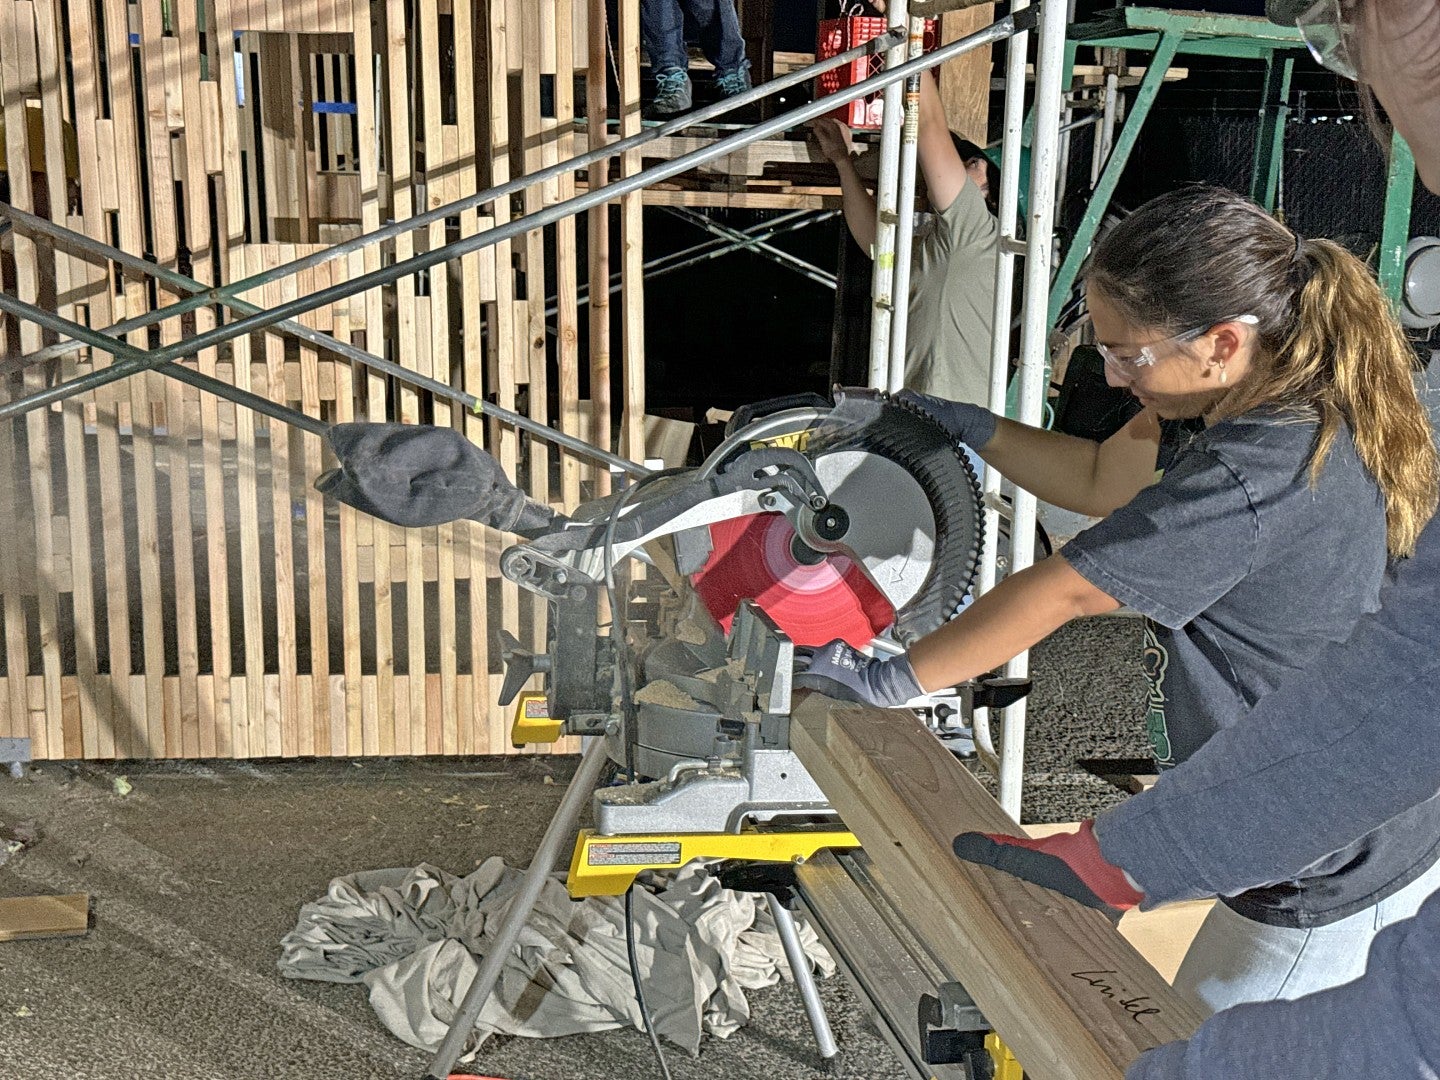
908,554,1121,691
916,69,968,213
812,118,878,253
978,408,1162,517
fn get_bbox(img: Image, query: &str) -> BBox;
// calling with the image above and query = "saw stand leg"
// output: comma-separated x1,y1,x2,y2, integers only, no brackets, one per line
765,893,838,1061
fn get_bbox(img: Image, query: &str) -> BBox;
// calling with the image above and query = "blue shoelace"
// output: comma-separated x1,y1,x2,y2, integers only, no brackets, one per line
654,70,689,100
715,68,749,96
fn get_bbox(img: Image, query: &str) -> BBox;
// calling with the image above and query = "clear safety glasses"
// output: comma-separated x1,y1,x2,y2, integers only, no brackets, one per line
1296,0,1360,81
1096,315,1260,370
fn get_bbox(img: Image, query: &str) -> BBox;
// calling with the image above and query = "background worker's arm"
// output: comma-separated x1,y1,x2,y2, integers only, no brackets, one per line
812,118,878,253
916,68,969,212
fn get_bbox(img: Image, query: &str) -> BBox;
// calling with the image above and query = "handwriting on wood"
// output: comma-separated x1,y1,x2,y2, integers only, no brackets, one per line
790,695,1203,1080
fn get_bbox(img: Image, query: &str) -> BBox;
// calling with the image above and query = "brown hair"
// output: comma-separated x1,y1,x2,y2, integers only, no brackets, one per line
1086,184,1437,557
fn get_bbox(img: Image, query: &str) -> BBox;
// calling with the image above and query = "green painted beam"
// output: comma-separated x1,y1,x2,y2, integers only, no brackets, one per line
1379,133,1416,305
1048,29,1184,327
1249,55,1294,211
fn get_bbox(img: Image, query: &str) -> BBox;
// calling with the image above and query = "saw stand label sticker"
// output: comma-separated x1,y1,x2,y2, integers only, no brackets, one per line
588,841,685,866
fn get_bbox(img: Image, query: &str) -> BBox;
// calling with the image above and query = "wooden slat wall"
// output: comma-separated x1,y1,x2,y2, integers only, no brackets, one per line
0,0,640,759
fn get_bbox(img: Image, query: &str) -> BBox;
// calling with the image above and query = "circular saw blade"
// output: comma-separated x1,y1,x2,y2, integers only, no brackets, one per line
691,395,983,648
691,512,896,647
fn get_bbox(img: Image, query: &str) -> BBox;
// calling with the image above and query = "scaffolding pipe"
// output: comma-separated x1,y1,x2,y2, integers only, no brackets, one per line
867,1,911,387
885,16,928,392
997,0,1069,822
17,27,907,374
970,0,1035,785
544,210,829,316
0,289,328,438
0,11,1031,423
0,201,647,477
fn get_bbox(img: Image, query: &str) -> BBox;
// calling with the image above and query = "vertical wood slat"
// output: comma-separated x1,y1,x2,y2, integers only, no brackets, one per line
0,0,633,760
617,0,645,463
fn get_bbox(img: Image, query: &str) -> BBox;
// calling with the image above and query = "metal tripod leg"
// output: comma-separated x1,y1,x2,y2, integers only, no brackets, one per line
765,892,838,1060
423,734,611,1080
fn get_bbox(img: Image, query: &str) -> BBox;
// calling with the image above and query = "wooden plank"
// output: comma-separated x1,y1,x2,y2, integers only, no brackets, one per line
939,5,995,144
0,894,90,942
10,0,65,763
349,0,383,759
485,0,520,755
554,0,581,511
789,696,1203,1080
585,0,611,498
232,249,267,759
297,265,329,757
264,250,300,757
452,0,488,755
616,0,644,463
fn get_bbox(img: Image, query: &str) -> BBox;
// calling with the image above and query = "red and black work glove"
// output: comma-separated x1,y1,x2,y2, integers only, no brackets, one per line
950,820,1145,918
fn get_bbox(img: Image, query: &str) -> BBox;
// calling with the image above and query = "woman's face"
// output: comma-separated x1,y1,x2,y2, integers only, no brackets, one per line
1090,290,1249,420
1359,0,1440,190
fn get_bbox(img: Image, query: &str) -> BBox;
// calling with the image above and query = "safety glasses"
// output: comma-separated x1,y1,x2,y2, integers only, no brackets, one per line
1097,315,1259,370
1296,0,1359,81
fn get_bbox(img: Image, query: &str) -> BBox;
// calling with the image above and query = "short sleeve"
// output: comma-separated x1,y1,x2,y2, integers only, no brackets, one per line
1061,449,1259,628
922,181,998,261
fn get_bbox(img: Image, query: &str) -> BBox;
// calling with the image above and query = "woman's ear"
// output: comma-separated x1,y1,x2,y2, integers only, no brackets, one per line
1205,320,1252,367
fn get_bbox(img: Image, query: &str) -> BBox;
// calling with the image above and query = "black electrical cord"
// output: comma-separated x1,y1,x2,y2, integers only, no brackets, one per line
625,884,674,1080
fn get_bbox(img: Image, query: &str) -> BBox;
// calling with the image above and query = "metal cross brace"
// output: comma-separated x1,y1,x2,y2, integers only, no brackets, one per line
661,206,839,289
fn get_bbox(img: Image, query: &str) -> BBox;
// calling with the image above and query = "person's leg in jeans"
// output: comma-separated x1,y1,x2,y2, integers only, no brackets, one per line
641,0,694,114
684,0,751,94
1172,857,1440,1015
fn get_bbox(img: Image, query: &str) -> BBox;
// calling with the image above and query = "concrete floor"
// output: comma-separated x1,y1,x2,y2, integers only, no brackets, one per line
0,617,1148,1080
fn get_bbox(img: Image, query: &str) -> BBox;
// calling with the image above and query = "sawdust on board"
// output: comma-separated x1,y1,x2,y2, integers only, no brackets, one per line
633,681,700,710
674,618,710,646
695,658,749,684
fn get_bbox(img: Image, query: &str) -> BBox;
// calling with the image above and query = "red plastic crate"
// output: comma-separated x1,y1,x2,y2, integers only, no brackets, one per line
815,16,940,131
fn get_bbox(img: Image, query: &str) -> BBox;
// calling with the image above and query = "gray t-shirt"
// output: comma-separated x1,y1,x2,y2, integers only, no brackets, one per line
904,182,998,406
1062,408,1437,926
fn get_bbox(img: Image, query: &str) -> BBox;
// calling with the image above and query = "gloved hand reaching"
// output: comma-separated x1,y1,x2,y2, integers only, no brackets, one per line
794,639,924,707
950,819,1145,918
895,390,998,451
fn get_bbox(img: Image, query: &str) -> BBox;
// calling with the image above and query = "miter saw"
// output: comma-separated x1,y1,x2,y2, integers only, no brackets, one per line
480,387,1030,896
320,387,1031,1079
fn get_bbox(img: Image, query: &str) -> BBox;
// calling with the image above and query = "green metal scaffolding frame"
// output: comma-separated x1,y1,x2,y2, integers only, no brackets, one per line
1045,6,1420,329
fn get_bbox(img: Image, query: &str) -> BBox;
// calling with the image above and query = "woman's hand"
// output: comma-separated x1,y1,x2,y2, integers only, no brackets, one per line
809,117,855,167
795,639,924,706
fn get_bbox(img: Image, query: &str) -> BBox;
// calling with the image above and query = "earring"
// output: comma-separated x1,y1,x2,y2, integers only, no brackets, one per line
1219,366,1228,385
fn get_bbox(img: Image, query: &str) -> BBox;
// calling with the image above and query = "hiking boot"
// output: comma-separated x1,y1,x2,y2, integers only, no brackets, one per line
714,64,752,98
648,69,693,117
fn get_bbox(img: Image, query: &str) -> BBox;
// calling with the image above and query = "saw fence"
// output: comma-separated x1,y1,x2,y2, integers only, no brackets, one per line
0,0,644,760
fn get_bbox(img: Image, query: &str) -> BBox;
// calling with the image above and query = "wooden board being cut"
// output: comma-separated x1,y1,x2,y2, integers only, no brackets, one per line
790,696,1204,1080
1025,824,1213,985
0,893,90,942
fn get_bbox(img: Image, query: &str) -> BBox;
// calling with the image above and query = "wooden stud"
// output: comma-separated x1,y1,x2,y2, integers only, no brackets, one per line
586,0,611,498
616,0,644,463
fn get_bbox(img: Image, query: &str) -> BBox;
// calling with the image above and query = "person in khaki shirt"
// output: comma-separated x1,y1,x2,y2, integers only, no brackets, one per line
812,67,999,407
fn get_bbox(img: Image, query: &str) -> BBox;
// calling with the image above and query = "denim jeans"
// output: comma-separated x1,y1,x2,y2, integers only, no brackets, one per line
1171,854,1440,1015
640,0,748,75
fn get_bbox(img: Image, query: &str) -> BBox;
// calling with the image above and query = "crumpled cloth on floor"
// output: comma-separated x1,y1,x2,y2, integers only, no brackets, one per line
277,858,834,1056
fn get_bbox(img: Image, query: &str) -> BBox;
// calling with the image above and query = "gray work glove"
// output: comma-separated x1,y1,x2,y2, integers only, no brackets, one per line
895,390,998,450
794,639,924,707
